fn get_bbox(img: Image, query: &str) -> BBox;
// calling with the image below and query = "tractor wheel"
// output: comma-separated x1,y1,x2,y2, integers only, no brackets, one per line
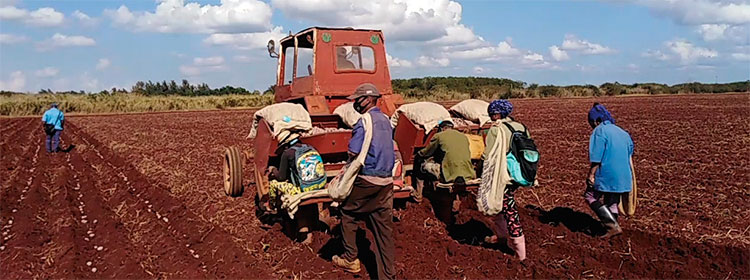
223,146,244,197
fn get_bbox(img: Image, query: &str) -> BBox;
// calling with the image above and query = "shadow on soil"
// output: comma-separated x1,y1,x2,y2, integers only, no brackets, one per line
61,144,76,153
421,185,517,256
319,227,379,279
526,205,606,237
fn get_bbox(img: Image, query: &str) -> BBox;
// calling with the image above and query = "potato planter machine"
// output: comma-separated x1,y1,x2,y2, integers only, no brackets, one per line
222,27,486,218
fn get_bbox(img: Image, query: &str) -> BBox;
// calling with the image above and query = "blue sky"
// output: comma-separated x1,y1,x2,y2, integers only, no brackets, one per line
0,0,748,92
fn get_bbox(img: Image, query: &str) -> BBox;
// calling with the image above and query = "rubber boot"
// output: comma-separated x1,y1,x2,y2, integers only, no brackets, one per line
485,214,509,244
508,235,527,261
590,202,622,238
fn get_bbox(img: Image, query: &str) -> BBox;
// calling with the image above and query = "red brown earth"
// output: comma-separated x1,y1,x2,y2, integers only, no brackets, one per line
1,94,748,279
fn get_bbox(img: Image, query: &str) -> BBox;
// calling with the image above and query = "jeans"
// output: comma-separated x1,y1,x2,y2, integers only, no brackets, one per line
46,130,61,152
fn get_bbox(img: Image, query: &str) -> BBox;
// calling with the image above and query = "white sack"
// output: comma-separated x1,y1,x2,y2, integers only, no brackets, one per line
390,102,451,133
247,103,312,139
450,99,491,125
328,113,373,202
333,102,362,128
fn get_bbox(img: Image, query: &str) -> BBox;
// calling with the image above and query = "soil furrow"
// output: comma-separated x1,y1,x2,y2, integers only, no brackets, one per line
65,125,208,279
68,122,272,278
60,141,149,278
2,95,747,279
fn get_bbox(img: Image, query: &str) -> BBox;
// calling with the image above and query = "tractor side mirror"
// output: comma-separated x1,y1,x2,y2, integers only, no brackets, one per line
267,40,279,58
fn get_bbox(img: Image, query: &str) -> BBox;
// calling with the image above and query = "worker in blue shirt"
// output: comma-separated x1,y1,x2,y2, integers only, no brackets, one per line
585,103,634,238
332,83,395,280
41,103,65,153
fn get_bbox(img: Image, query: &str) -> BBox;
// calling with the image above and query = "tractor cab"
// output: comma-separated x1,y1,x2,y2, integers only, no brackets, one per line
267,27,403,116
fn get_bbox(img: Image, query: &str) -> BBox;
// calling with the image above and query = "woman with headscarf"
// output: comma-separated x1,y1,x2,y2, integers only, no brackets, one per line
585,103,634,238
479,99,530,261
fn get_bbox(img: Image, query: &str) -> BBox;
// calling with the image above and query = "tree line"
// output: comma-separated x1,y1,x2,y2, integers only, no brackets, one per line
2,78,747,98
392,77,749,99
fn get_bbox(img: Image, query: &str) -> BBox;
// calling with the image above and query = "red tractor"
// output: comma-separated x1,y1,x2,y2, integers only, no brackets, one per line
222,27,487,220
223,27,411,210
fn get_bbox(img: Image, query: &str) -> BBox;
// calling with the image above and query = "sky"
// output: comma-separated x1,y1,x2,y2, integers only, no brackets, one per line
0,0,748,92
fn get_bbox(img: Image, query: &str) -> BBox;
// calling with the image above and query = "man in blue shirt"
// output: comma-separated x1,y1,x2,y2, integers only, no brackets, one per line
332,83,395,280
41,103,65,153
585,103,634,238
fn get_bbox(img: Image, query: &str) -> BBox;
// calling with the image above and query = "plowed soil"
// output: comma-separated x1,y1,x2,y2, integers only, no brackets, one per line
2,94,748,279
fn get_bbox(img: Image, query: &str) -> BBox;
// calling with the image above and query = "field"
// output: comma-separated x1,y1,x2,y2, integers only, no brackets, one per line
1,94,748,278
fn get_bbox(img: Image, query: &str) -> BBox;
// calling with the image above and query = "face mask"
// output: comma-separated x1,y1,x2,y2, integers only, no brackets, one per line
353,97,371,113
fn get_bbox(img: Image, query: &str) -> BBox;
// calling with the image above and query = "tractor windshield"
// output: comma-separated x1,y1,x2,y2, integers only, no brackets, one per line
297,32,315,78
336,46,375,72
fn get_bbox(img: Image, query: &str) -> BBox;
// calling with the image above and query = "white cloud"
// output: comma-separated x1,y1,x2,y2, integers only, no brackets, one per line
0,6,25,20
179,64,227,76
621,0,750,45
561,35,616,54
386,54,414,68
665,39,718,64
233,55,255,63
698,24,730,41
28,7,64,26
626,0,750,26
521,51,556,69
0,71,25,91
416,56,450,67
37,33,96,51
0,0,18,6
105,0,272,34
548,45,569,61
642,49,671,61
575,64,598,72
0,6,64,26
179,65,202,76
697,24,747,42
96,58,111,70
35,67,59,78
194,56,225,66
523,52,544,63
642,40,717,65
73,10,97,26
272,0,464,42
448,40,522,60
627,63,639,73
105,5,134,25
472,66,485,74
271,0,554,70
204,26,285,50
81,72,99,91
0,33,28,44
181,56,228,76
731,52,750,61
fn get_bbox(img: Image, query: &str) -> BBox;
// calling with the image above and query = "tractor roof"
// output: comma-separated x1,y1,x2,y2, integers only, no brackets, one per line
280,27,383,42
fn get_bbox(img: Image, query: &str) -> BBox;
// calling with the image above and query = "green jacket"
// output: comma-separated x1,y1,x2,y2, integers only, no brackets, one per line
418,129,476,182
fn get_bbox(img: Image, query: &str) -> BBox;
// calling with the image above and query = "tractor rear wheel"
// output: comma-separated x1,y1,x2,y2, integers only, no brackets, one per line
223,146,244,197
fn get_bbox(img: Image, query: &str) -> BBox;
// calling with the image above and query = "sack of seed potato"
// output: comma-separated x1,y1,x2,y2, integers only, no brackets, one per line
247,103,312,138
390,102,451,133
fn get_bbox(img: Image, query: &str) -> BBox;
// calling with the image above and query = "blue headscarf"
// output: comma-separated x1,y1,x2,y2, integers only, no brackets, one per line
488,99,513,118
588,103,615,125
